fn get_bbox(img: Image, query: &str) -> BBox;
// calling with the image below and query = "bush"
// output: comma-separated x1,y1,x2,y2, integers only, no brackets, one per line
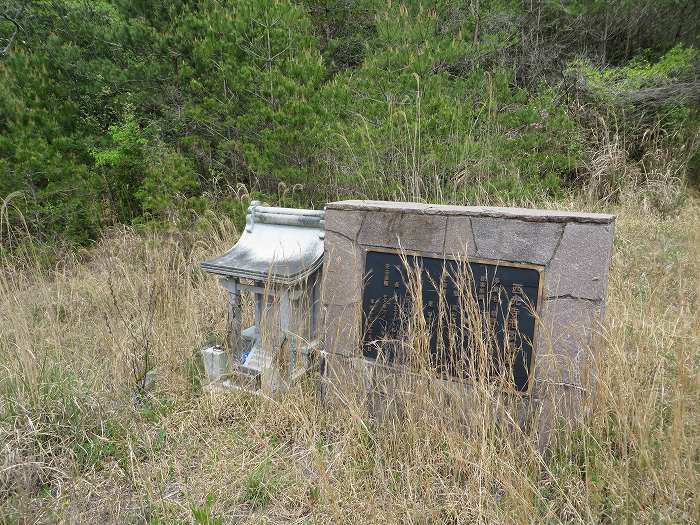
321,4,583,202
92,114,202,229
0,0,697,246
568,45,699,207
176,0,327,192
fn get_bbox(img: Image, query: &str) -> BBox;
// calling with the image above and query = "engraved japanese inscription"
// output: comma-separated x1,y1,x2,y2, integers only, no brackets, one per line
361,250,542,392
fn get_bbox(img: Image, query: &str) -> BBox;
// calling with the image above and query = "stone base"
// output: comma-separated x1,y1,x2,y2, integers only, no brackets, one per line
321,351,595,451
321,352,541,432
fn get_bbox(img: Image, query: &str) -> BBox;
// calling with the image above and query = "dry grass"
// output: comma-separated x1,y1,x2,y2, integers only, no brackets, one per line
1,197,699,524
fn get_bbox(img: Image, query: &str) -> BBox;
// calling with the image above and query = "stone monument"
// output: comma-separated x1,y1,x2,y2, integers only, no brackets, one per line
320,200,615,445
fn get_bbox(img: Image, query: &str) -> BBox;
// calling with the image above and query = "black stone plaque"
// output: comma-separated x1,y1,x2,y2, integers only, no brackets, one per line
361,250,541,392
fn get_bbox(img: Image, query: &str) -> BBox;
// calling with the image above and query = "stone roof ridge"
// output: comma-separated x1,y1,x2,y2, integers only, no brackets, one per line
326,200,615,224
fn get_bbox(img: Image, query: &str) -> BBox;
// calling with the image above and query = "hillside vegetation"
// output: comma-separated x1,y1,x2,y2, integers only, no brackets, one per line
1,0,699,247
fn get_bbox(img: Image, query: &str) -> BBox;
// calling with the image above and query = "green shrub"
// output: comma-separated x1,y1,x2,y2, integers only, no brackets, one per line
176,0,327,192
0,0,696,246
240,459,283,508
568,45,699,205
321,4,583,202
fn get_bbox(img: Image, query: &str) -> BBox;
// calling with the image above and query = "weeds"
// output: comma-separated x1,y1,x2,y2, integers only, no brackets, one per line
191,495,225,525
241,459,283,509
0,198,698,523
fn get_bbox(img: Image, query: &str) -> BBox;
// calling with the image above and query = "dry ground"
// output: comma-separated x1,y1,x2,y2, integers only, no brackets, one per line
1,198,698,524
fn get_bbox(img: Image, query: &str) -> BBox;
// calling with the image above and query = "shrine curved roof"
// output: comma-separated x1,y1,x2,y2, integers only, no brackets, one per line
201,204,324,285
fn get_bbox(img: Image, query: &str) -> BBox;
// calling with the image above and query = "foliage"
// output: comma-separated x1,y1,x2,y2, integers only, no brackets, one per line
240,459,283,508
570,45,699,98
174,0,327,191
0,0,169,244
320,4,583,201
0,0,698,245
92,113,202,228
190,495,224,525
567,45,699,206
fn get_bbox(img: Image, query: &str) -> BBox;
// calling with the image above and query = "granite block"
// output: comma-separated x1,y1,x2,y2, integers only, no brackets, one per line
533,297,601,387
321,200,615,440
443,216,478,258
323,302,361,357
545,223,614,300
325,209,365,241
328,200,615,224
357,211,446,253
322,231,363,305
471,218,563,265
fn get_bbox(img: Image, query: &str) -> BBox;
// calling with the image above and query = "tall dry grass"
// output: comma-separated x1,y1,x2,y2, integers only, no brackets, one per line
0,197,698,524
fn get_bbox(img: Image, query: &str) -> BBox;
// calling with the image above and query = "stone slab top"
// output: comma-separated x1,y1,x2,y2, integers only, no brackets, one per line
326,200,615,224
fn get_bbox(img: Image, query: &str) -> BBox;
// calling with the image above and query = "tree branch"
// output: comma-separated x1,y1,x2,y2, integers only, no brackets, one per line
618,81,700,108
0,15,20,56
1,3,27,57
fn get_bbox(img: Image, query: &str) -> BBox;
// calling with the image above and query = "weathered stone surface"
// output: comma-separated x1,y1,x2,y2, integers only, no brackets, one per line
471,218,563,265
328,200,615,224
443,216,478,258
323,303,361,356
357,211,446,253
322,231,363,305
533,297,601,387
534,383,585,451
545,223,614,300
321,200,615,437
324,209,365,241
324,354,535,427
319,353,373,401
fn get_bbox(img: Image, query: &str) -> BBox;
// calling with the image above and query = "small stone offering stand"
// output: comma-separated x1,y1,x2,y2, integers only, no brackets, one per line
320,200,615,440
